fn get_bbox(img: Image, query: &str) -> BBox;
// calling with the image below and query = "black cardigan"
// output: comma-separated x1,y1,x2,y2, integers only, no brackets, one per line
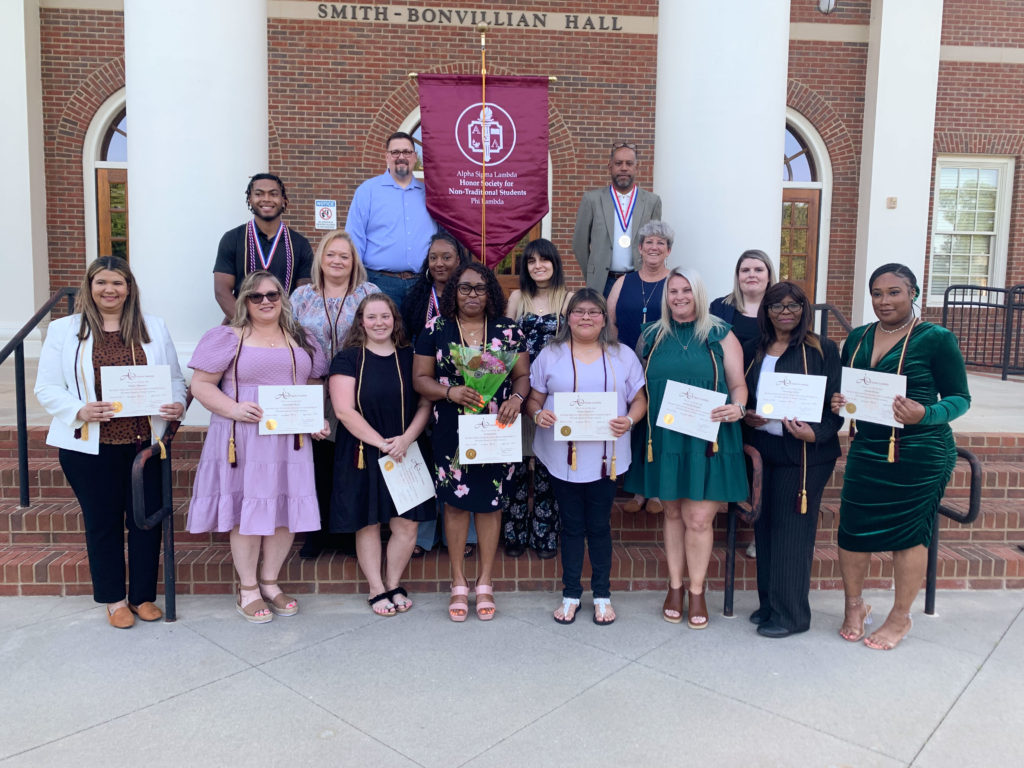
741,337,843,466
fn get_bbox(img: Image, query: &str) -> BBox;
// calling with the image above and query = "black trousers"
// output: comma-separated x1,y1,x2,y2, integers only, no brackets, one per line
748,432,836,632
550,476,615,600
59,444,162,605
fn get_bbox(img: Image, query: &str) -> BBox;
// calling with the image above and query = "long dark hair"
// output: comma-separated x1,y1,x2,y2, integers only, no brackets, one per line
551,288,616,349
515,238,567,319
343,293,409,349
439,262,506,320
75,256,151,346
754,281,821,360
401,233,470,338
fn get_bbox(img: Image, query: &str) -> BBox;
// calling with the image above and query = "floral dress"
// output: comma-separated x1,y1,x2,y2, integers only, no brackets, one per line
414,315,526,514
504,312,562,552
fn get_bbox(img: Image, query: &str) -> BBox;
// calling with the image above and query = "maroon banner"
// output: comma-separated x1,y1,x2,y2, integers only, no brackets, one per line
418,73,549,269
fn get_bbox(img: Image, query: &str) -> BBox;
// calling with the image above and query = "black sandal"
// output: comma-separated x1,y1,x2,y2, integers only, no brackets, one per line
385,586,412,613
367,592,396,617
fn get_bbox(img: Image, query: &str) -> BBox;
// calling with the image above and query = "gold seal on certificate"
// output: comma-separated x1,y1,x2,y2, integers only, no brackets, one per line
552,392,617,442
560,425,572,436
111,401,123,413
845,403,857,414
656,380,727,442
99,364,173,418
840,368,905,428
761,403,774,415
663,413,675,425
618,234,631,248
265,419,277,431
384,460,395,471
377,443,436,515
258,384,325,436
465,449,477,460
458,414,522,464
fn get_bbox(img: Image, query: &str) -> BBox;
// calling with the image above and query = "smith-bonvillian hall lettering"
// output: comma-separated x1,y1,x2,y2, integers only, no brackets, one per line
283,4,656,34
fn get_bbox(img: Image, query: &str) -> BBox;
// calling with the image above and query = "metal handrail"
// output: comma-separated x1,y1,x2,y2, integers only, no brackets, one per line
723,443,764,618
942,283,1024,380
131,390,192,623
925,446,983,615
813,302,854,343
1,287,78,507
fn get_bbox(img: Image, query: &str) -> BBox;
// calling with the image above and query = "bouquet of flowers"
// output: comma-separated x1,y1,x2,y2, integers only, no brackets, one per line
448,341,519,414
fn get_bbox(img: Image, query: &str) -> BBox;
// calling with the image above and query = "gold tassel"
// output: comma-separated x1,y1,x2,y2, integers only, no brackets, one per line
713,441,719,454
887,433,895,463
158,439,167,460
79,423,88,441
610,455,617,481
800,490,808,515
570,443,577,471
357,442,365,469
647,438,653,463
228,436,236,465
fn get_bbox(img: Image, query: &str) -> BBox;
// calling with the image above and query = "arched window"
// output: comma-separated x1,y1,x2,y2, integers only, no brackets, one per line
780,115,831,303
783,126,815,182
83,90,129,264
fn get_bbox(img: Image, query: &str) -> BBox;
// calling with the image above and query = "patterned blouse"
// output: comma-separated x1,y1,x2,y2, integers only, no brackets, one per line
290,282,380,364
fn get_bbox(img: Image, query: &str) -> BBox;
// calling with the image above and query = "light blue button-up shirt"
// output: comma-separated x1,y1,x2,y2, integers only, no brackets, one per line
345,171,438,272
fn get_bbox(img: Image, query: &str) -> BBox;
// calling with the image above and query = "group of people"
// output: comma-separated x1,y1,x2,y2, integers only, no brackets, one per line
35,138,970,651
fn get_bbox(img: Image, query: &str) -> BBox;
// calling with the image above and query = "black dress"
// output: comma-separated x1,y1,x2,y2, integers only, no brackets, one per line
329,346,435,531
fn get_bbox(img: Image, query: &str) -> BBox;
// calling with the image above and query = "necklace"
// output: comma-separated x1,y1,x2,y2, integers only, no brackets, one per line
321,287,350,359
638,273,666,324
878,315,914,334
456,316,486,347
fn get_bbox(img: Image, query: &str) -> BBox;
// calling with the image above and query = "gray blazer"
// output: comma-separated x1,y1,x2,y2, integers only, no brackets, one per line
572,186,662,292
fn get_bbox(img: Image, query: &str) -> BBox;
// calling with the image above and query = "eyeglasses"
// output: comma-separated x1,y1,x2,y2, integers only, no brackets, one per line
611,142,637,152
456,283,488,296
767,302,803,315
388,149,416,158
246,291,282,304
570,309,604,318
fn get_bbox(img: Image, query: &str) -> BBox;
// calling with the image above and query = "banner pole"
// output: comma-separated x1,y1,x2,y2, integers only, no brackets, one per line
477,22,487,264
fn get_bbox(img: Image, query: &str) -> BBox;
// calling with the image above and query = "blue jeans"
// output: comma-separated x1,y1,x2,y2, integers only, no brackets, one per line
550,476,615,600
366,269,417,307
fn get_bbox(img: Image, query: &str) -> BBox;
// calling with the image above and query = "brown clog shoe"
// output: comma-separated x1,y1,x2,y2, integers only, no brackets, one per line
107,604,135,629
129,602,163,622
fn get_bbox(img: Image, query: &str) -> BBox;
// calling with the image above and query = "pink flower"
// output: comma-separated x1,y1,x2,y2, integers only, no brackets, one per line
438,467,446,481
452,469,462,481
503,328,513,339
506,465,515,480
454,484,469,498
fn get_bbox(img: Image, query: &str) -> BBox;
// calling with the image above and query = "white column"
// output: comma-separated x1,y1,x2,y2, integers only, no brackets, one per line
852,0,943,324
1,0,48,353
124,0,268,356
654,0,790,300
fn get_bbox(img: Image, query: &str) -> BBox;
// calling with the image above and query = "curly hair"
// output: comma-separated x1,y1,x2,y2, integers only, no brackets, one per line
401,233,470,338
342,293,409,350
232,271,317,361
438,262,506,320
245,173,288,214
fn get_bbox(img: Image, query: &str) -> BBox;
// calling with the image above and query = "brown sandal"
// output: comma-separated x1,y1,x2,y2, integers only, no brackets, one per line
259,579,298,617
237,584,273,624
687,589,709,630
662,585,684,624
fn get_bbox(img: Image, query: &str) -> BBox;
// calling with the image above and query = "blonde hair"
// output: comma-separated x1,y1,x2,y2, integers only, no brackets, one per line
312,230,368,294
232,271,316,360
722,249,777,312
646,267,724,350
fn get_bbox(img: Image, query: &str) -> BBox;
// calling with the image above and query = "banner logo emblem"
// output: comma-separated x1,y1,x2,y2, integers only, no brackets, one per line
455,104,517,166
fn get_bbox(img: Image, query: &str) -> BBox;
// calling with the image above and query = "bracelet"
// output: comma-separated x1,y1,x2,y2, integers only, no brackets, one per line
626,415,634,428
736,404,747,417
445,385,454,402
533,410,541,425
511,392,525,403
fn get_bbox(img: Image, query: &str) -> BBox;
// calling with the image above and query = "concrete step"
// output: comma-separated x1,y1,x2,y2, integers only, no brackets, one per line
3,539,1022,598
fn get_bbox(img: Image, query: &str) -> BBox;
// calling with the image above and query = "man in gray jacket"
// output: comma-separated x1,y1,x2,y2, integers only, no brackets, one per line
572,142,662,296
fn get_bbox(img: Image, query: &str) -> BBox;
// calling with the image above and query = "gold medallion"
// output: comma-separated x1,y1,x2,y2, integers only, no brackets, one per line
384,460,395,471
762,403,774,415
663,414,675,425
111,401,123,413
560,425,572,436
465,448,477,460
265,419,277,431
845,403,857,414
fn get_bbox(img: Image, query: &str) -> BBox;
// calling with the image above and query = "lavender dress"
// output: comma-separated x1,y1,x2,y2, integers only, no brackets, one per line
187,325,328,535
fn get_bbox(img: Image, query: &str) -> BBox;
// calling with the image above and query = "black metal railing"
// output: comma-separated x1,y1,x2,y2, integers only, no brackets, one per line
131,391,191,622
926,447,983,615
0,287,77,507
813,302,854,344
723,444,764,618
942,283,1024,380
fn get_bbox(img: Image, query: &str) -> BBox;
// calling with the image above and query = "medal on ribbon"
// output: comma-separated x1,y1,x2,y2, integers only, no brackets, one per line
610,186,638,248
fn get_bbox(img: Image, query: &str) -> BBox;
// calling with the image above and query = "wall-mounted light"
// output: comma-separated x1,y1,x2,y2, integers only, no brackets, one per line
818,0,838,14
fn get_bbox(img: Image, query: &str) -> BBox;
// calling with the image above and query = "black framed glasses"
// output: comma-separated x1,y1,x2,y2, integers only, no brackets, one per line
456,283,488,296
246,291,282,304
767,302,803,315
388,149,416,158
570,308,604,318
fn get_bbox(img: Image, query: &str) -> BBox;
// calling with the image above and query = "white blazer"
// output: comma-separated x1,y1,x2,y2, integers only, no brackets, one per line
34,313,188,455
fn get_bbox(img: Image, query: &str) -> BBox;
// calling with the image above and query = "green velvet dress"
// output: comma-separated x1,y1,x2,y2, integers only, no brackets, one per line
625,320,748,502
838,322,970,552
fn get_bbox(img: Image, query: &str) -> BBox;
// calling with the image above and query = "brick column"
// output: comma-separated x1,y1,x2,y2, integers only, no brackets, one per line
124,0,268,356
654,0,790,299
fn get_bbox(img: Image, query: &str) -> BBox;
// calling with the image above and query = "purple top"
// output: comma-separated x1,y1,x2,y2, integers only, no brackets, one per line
530,341,645,483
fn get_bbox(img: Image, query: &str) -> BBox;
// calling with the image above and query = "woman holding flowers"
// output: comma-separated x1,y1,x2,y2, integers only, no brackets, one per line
413,262,529,622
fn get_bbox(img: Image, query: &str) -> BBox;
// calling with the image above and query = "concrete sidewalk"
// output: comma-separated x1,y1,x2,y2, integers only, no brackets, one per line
2,589,1022,767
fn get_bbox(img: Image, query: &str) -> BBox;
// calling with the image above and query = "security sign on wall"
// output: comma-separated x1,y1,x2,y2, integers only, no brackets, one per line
315,199,337,230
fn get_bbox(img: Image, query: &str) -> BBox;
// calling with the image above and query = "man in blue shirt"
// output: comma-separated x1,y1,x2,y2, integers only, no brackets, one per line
345,131,438,306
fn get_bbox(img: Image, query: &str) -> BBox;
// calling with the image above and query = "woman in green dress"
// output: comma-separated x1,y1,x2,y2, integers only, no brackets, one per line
626,268,748,629
831,263,970,651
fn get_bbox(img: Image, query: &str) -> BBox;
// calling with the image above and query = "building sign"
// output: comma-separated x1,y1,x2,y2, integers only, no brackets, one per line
314,199,337,230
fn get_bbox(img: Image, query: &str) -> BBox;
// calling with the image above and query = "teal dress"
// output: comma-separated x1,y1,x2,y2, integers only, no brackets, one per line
838,322,970,552
626,320,748,502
